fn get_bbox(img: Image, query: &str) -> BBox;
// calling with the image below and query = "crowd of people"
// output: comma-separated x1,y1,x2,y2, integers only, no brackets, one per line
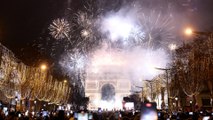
0,108,212,120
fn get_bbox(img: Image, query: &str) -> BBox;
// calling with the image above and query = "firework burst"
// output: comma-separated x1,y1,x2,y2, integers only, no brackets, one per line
45,1,179,83
81,29,91,38
137,10,175,49
73,8,102,53
59,50,87,76
76,11,93,29
49,18,71,40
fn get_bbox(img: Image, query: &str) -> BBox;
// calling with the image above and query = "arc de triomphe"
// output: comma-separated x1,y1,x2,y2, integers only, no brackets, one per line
85,65,131,110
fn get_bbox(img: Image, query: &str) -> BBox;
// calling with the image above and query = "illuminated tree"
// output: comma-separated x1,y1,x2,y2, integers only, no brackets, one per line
0,43,72,111
206,35,213,104
0,48,19,99
33,69,48,101
152,75,165,101
172,37,211,107
47,80,71,105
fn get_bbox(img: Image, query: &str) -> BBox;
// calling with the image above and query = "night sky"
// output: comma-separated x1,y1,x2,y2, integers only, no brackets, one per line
0,0,213,67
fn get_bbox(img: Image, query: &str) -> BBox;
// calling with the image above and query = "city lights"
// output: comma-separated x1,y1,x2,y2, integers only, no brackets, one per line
184,27,193,36
64,79,67,83
0,0,212,117
40,64,47,70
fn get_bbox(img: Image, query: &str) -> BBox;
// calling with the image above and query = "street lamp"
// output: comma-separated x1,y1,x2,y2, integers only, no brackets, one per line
15,97,18,102
175,97,178,111
189,100,193,111
184,28,193,36
34,100,37,112
184,27,213,37
175,97,178,101
64,79,67,83
155,67,170,111
15,96,18,111
40,64,47,70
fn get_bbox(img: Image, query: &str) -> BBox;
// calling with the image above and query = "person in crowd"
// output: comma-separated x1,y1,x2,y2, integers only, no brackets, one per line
69,113,75,120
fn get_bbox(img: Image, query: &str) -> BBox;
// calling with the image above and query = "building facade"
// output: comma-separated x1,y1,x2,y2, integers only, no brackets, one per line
85,66,131,110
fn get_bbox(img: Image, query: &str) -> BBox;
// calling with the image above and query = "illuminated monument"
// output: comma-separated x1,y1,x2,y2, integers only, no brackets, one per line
85,51,131,110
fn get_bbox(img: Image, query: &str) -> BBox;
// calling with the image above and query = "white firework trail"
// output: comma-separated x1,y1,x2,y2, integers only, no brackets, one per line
49,18,71,40
73,9,102,53
50,1,179,84
137,10,175,49
59,50,87,76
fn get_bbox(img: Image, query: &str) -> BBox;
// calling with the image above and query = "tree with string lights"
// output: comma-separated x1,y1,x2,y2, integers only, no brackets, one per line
171,34,213,110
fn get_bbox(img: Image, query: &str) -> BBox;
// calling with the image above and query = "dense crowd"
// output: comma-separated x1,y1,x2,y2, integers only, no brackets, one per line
0,109,212,120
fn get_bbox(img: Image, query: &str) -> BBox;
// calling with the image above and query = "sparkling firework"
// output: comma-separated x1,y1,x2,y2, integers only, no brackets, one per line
102,15,134,41
73,10,102,53
49,1,178,83
59,50,86,75
75,10,99,42
168,43,177,51
137,10,175,49
49,18,70,40
81,29,91,38
76,11,93,29
100,8,175,50
130,26,146,41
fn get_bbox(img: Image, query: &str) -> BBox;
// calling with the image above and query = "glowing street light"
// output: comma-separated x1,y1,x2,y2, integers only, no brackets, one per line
184,28,193,36
189,100,193,111
64,80,67,83
40,64,47,70
175,97,178,110
184,27,212,37
189,100,193,104
15,96,18,111
34,100,37,112
15,96,18,102
175,97,178,101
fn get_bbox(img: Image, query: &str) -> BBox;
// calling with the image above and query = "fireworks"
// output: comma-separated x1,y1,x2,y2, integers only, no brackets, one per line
130,26,146,40
76,11,93,29
48,18,70,40
168,43,177,51
59,50,86,75
99,8,175,50
44,1,178,86
33,1,184,107
73,10,103,53
81,29,90,38
71,52,85,70
137,10,175,49
75,10,96,39
101,15,135,41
